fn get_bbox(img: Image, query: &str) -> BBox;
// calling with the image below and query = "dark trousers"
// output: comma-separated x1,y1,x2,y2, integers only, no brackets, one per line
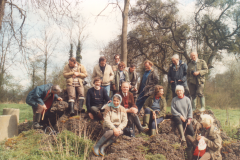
145,108,164,129
90,104,104,120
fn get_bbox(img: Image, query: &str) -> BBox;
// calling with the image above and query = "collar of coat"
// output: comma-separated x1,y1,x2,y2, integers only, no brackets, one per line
170,60,184,67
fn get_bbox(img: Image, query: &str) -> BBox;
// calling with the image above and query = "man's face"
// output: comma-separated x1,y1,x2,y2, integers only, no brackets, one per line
172,58,179,66
100,60,106,67
69,60,75,68
121,83,129,93
144,62,151,71
129,67,135,73
118,64,124,71
94,80,101,86
190,53,198,61
115,56,120,64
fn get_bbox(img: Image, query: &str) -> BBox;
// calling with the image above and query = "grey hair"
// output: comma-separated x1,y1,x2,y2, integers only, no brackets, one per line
201,114,214,126
172,54,179,60
175,85,184,93
52,85,62,93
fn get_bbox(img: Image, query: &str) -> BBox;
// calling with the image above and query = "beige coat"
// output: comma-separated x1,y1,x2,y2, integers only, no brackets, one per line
187,59,208,85
103,105,128,130
203,125,222,160
92,64,114,86
63,63,87,86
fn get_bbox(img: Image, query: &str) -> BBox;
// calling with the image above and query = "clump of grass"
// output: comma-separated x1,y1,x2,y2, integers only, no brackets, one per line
136,145,149,154
145,153,166,160
171,142,181,150
136,132,150,141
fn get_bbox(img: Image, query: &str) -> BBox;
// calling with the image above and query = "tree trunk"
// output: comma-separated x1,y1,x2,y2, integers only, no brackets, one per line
121,0,130,66
44,55,47,85
0,0,5,30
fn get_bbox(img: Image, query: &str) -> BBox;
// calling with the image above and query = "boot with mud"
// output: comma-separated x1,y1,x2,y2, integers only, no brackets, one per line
78,98,85,113
99,137,115,156
192,98,197,111
33,113,43,129
142,114,150,130
185,147,193,160
151,129,156,136
92,135,107,156
199,96,205,112
177,124,186,142
69,102,75,116
133,114,149,133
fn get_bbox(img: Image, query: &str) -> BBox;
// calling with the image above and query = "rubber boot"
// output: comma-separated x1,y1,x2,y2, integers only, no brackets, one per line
133,114,149,133
78,99,85,112
151,129,156,136
92,135,107,156
142,114,150,129
99,137,115,156
130,123,135,137
177,124,186,142
192,98,197,111
69,102,75,115
33,113,43,129
185,147,193,160
199,96,205,111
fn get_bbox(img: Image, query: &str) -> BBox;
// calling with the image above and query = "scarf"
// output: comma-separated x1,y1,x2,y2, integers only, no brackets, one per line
178,94,184,99
108,94,122,109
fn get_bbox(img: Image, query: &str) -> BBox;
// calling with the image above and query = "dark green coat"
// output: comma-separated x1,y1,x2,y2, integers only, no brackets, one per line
112,69,129,92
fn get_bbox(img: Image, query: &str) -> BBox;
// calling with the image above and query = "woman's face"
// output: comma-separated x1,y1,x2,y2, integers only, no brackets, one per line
176,89,184,97
202,122,209,128
113,97,120,107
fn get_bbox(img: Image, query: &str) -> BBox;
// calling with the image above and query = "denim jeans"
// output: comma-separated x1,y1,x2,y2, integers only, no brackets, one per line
102,85,110,96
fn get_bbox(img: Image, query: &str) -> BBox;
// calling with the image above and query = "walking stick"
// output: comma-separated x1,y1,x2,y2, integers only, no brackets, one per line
42,109,45,120
154,114,158,134
197,150,200,160
181,124,188,142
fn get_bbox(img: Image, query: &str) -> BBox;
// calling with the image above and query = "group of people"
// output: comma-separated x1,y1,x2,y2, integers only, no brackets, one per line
26,53,222,160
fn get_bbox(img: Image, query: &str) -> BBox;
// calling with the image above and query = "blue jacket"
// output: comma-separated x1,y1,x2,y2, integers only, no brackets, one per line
168,60,188,90
26,83,59,108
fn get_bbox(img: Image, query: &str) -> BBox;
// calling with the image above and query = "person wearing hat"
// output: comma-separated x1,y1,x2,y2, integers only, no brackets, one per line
26,83,62,129
92,94,128,156
63,57,88,115
142,85,167,135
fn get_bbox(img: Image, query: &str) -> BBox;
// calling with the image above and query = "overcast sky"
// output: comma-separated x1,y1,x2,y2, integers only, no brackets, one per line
8,0,206,88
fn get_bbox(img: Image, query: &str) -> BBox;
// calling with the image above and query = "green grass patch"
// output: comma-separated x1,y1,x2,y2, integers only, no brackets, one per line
145,153,166,160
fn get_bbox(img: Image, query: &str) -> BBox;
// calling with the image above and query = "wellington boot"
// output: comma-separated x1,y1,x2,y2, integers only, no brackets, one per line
133,114,149,133
192,98,197,111
69,102,75,115
99,137,115,156
151,129,156,136
199,96,206,112
92,135,107,156
177,124,186,142
185,147,193,160
142,114,150,129
78,99,85,112
33,113,43,129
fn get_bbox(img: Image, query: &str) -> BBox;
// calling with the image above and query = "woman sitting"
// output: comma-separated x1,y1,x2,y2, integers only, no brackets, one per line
92,94,128,156
142,85,167,135
186,114,222,160
86,77,111,120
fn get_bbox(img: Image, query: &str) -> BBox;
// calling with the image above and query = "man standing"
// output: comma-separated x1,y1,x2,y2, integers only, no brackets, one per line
136,60,159,112
187,52,208,111
26,84,62,129
92,56,114,96
117,82,148,137
128,64,138,102
168,54,189,98
63,57,88,115
112,54,121,71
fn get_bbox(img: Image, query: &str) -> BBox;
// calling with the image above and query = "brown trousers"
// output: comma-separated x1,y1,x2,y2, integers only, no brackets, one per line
67,85,84,102
32,104,44,121
188,83,204,99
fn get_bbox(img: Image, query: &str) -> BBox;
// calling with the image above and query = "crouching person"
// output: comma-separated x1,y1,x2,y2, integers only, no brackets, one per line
118,82,148,137
26,84,62,129
142,85,167,135
186,114,222,160
171,85,194,147
92,94,128,156
86,77,111,120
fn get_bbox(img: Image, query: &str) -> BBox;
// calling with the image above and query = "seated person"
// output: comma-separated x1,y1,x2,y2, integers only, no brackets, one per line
171,85,194,146
112,61,129,95
117,82,148,137
86,77,111,120
186,114,222,160
26,84,62,129
92,94,128,156
142,85,167,135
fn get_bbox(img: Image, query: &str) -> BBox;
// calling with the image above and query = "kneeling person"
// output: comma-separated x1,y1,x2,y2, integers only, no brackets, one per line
92,94,127,156
142,85,167,135
26,84,62,129
118,82,147,136
86,77,111,120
